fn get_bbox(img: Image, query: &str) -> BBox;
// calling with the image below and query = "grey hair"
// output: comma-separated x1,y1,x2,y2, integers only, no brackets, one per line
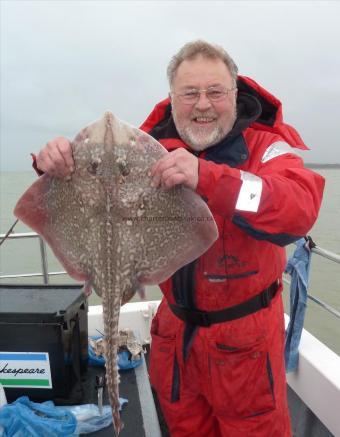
167,40,238,87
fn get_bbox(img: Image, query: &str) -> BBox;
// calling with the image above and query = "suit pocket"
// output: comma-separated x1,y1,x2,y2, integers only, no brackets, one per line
149,331,179,403
208,337,275,418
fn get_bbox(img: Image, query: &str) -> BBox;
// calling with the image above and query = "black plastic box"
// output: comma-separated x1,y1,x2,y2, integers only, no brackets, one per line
0,284,88,403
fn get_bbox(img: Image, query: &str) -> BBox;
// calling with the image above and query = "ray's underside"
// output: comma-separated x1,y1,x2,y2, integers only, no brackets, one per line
14,112,218,434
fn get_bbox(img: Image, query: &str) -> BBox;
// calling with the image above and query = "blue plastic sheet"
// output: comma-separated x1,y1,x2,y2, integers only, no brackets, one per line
88,337,105,367
0,396,77,437
0,397,129,437
118,350,142,370
284,238,312,372
56,401,128,434
57,404,112,434
88,336,142,370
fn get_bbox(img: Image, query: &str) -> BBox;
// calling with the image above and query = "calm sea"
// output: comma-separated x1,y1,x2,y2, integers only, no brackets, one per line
0,169,339,354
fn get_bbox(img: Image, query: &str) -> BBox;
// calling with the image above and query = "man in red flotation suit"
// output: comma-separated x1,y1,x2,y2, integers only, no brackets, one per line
34,40,324,436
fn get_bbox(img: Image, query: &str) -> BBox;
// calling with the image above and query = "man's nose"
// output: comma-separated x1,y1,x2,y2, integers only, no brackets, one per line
194,91,212,111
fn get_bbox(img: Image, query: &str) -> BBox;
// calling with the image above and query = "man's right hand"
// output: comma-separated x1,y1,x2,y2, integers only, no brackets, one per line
36,137,74,178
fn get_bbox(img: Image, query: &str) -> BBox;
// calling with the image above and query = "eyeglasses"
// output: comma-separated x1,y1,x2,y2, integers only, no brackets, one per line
172,86,237,104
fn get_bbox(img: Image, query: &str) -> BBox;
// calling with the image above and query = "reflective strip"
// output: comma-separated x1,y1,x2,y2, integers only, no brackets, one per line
261,141,296,163
236,171,262,212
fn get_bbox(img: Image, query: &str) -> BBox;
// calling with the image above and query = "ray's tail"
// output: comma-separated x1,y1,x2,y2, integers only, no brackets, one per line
102,289,124,435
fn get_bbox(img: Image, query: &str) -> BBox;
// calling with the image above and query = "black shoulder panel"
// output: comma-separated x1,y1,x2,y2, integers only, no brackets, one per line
232,214,301,247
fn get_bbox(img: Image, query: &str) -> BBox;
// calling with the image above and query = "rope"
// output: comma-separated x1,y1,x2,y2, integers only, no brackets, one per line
0,219,19,247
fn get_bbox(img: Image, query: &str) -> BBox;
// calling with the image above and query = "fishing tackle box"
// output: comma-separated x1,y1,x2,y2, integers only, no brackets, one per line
0,284,88,403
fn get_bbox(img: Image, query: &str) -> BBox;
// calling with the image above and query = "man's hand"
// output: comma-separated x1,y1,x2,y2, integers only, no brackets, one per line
150,148,199,190
36,137,74,178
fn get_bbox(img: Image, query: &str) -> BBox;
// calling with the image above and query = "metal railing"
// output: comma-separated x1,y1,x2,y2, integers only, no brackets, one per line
283,242,340,320
0,231,339,318
0,232,66,283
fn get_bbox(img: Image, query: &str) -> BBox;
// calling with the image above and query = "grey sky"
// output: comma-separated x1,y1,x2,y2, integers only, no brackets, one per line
1,0,340,171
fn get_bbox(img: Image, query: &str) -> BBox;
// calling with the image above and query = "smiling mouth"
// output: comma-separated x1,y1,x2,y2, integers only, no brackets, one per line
193,116,216,124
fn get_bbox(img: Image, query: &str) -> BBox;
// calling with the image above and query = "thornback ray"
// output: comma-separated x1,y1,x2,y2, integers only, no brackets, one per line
14,112,218,435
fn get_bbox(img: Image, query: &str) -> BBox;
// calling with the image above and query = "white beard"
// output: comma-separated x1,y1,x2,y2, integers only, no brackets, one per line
178,124,225,151
172,108,237,151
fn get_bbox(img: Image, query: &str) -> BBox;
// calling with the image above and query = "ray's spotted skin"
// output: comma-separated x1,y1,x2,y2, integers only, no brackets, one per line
14,112,218,435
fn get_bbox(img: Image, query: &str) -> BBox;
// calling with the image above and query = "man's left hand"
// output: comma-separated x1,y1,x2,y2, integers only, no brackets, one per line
150,148,199,190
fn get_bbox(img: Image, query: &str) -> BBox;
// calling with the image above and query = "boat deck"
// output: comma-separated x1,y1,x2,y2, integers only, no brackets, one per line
81,354,333,437
82,352,163,437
